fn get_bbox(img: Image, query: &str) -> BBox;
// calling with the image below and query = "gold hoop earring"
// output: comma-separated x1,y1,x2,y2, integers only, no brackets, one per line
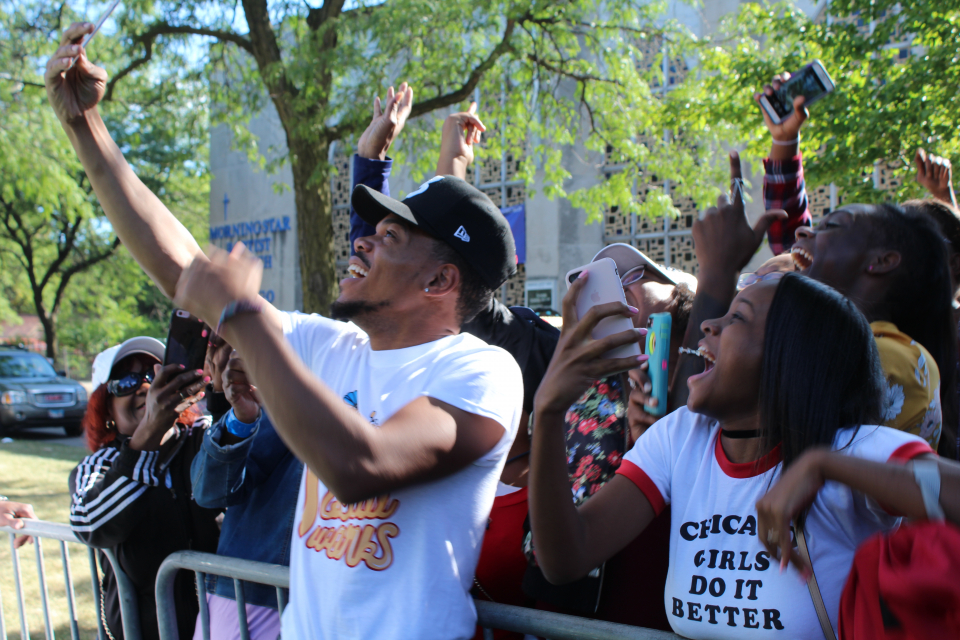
105,419,116,431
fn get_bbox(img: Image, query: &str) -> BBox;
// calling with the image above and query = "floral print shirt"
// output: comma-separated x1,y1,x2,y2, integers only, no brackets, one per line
873,321,942,449
564,376,628,506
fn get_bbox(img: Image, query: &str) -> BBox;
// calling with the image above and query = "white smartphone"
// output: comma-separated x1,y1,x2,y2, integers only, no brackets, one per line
565,257,641,359
67,0,121,69
758,60,836,125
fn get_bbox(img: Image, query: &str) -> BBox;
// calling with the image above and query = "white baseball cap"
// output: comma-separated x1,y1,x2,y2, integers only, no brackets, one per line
91,337,166,390
592,243,698,293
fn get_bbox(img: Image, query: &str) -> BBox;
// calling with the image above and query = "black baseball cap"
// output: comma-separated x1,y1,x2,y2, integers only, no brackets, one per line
351,176,517,289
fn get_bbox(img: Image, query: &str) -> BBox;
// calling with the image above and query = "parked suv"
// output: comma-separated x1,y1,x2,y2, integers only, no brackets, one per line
0,348,88,437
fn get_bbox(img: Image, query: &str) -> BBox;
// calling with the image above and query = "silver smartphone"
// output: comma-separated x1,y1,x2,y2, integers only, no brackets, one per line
564,258,641,359
67,0,121,69
758,60,836,124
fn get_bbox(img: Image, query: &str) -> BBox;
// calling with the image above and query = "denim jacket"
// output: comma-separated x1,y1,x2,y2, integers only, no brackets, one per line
190,411,303,609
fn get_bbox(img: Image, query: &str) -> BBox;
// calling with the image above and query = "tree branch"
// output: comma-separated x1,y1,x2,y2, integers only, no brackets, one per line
105,22,254,101
38,209,80,293
242,0,300,107
51,237,121,317
326,17,519,141
307,0,347,31
410,18,518,117
526,52,620,85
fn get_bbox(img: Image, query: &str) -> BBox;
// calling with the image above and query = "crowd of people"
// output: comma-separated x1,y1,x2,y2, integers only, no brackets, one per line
3,20,960,640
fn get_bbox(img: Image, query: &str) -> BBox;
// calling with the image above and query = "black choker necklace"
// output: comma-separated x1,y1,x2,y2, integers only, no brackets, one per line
721,428,763,439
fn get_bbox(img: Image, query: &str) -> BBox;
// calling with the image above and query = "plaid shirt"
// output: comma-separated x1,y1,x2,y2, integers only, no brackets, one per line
763,153,812,255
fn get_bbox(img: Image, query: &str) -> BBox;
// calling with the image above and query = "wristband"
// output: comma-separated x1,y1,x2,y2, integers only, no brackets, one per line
913,459,945,521
771,137,800,146
217,299,263,334
224,408,259,439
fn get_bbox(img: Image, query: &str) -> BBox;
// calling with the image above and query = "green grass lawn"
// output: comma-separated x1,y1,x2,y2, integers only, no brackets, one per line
0,439,101,639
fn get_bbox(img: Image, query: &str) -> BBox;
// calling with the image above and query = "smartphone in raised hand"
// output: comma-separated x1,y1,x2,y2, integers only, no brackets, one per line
565,258,641,359
758,60,836,124
644,313,671,416
67,0,121,69
163,309,209,372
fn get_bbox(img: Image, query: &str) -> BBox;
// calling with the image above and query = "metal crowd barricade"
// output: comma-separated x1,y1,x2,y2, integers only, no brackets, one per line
0,521,141,640
156,550,678,640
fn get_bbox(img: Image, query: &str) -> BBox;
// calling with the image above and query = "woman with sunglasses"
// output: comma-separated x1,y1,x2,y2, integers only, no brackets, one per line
68,337,221,640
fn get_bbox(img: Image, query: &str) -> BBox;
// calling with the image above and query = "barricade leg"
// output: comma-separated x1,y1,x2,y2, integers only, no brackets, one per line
86,548,105,640
33,538,54,640
58,543,79,640
9,534,30,640
194,572,209,640
232,580,249,640
1,571,7,640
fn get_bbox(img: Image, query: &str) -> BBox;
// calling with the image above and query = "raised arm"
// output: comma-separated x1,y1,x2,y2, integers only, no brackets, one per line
45,23,281,329
44,23,202,297
914,149,957,209
755,72,812,255
350,83,414,250
671,154,786,408
529,277,655,583
436,103,485,179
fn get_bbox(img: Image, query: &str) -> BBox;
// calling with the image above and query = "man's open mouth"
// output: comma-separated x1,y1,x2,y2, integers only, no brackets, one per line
791,246,813,270
347,261,369,278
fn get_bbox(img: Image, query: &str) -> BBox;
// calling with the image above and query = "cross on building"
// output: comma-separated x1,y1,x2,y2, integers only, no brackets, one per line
223,193,230,220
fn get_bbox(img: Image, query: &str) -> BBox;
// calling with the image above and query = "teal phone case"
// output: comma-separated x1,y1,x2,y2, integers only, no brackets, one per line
644,312,672,416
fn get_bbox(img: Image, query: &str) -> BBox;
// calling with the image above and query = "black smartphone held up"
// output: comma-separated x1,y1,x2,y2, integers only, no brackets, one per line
164,309,209,372
758,60,836,124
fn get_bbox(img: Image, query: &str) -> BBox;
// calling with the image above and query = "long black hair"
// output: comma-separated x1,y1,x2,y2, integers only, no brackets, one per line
758,273,885,470
864,204,959,459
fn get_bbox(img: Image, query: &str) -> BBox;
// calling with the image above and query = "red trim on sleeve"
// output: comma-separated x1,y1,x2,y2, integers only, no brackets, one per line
888,441,935,463
715,435,783,478
492,486,529,508
615,460,666,516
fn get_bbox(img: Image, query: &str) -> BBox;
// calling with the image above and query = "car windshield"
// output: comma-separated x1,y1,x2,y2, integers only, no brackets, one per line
0,354,58,378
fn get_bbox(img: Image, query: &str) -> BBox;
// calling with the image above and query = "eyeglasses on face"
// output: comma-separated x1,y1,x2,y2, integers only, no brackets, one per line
107,371,155,397
736,271,787,291
620,265,647,287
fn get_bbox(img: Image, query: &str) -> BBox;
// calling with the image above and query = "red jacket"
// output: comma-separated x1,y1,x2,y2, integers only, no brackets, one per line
839,520,960,639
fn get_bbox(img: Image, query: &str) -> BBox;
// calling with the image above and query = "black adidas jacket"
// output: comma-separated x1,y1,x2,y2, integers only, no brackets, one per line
68,418,221,640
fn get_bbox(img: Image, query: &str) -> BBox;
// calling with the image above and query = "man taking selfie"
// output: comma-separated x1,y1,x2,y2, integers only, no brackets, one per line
46,23,524,640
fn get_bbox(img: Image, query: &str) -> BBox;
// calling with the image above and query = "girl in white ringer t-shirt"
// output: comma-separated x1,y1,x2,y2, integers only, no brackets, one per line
529,272,960,639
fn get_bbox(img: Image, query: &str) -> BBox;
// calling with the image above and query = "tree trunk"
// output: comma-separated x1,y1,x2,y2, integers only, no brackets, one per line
289,137,337,314
37,309,58,366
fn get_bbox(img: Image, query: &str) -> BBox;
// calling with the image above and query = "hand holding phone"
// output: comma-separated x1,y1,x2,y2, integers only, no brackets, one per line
564,258,641,359
644,313,671,416
758,60,835,125
164,310,209,373
66,0,121,69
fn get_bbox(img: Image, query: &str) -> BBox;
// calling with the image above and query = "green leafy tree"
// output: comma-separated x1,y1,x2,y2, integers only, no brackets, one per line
693,0,960,205
93,0,734,312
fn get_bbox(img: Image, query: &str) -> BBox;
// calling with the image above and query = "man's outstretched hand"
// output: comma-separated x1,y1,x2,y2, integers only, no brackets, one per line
357,83,414,161
174,244,264,328
45,22,108,125
915,148,957,208
436,102,486,179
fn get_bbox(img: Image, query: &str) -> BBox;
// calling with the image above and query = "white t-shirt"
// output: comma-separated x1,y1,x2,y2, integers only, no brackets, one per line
278,312,523,640
617,407,933,639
